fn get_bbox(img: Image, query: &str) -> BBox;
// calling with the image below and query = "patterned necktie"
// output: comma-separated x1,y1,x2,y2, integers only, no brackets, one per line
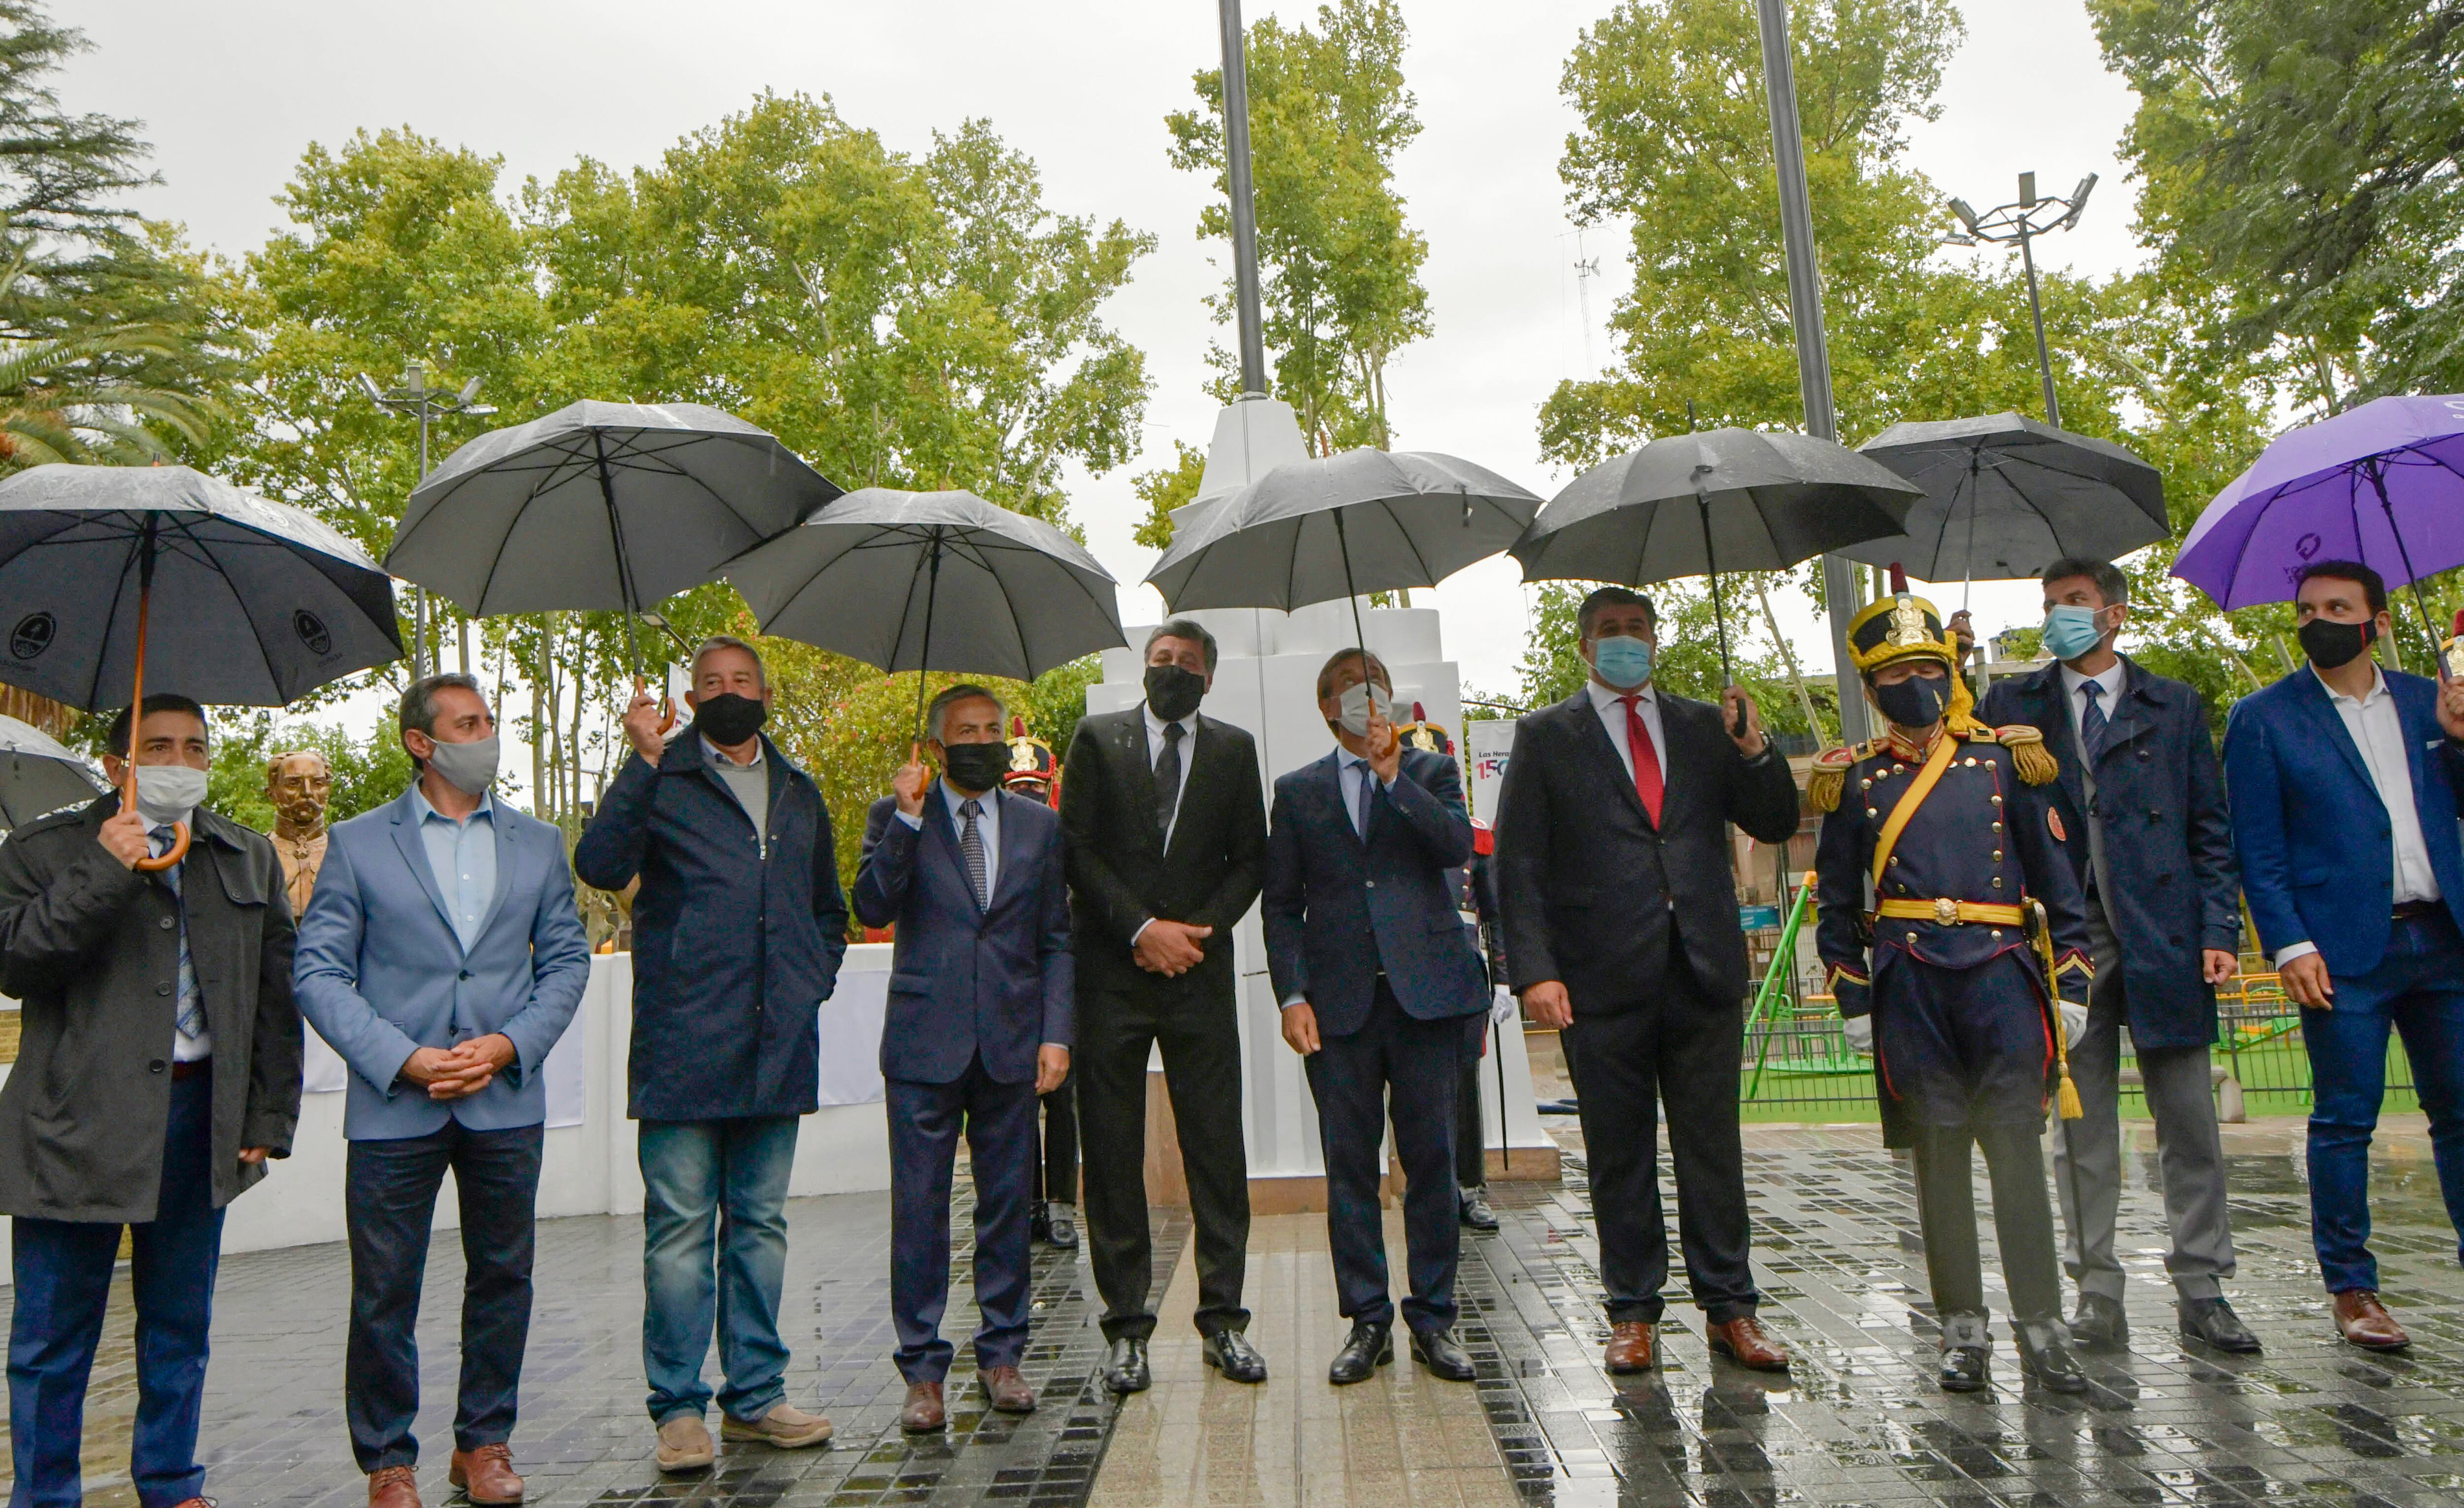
1619,694,1665,826
959,798,990,909
1153,720,1184,844
153,827,205,1043
2079,679,2109,765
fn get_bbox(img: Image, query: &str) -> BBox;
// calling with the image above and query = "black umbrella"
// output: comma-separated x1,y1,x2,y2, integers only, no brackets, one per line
1510,427,1920,683
0,463,404,867
1841,412,2167,588
0,714,105,829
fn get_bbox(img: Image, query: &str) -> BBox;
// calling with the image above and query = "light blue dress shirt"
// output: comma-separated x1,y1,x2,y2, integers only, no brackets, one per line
895,779,1000,897
413,785,498,952
1336,749,1393,838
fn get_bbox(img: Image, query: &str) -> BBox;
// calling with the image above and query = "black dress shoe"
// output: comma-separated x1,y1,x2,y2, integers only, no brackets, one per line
1939,1344,1990,1392
2069,1292,2128,1352
1459,1185,1499,1232
1044,1202,1079,1250
1201,1328,1267,1384
1328,1321,1394,1385
2016,1322,2089,1393
2178,1297,2261,1354
1410,1327,1476,1381
1102,1337,1151,1394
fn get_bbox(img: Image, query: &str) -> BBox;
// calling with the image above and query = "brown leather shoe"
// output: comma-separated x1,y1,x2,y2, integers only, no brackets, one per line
368,1465,422,1508
448,1442,523,1505
1707,1314,1792,1371
900,1380,947,1433
982,1364,1037,1413
1604,1320,1655,1373
2334,1289,2411,1350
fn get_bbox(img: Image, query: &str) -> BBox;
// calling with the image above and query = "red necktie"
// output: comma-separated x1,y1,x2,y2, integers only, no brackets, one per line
1620,694,1663,826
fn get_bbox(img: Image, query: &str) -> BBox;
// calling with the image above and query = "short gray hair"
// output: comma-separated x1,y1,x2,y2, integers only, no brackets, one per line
926,683,1005,744
1146,617,1219,672
2040,557,2128,609
399,672,483,767
689,634,767,689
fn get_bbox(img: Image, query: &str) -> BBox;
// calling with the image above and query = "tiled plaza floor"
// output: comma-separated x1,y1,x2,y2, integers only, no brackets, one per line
6,1115,2464,1506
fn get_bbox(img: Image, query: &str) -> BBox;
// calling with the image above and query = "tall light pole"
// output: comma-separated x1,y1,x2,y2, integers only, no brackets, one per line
1947,171,2096,431
1752,0,1868,747
360,361,495,677
1218,0,1268,398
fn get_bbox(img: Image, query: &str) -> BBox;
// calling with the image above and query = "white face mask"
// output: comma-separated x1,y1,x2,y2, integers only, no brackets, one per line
422,733,501,796
132,763,209,827
1334,681,1385,739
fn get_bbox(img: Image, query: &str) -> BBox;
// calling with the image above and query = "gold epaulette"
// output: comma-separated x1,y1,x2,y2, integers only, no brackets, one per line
1995,723,2059,786
1808,744,1857,813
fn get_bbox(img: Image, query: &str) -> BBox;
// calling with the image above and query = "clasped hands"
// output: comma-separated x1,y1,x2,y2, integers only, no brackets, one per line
401,1032,517,1101
1133,917,1212,976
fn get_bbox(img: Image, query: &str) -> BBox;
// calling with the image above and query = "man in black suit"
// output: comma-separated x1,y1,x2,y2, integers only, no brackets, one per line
1494,586,1801,1374
1061,618,1269,1392
1264,650,1488,1384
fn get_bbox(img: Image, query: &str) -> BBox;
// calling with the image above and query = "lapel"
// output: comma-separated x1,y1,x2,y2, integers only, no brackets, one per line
1315,750,1367,846
385,789,462,951
1117,712,1164,856
929,782,994,918
2019,663,2090,818
2392,673,2437,821
469,803,521,946
1566,689,1652,828
2286,666,2377,791
987,788,1032,912
2099,658,2158,757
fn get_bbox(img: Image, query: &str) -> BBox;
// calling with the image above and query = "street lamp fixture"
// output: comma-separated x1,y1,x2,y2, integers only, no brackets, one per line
1944,171,2097,429
360,361,496,676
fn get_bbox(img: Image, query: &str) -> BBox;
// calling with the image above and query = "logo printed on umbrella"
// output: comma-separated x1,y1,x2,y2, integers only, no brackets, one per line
293,610,333,656
2296,532,2323,560
9,612,54,660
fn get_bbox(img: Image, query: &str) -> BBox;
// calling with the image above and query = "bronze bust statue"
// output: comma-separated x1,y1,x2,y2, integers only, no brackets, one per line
267,750,334,917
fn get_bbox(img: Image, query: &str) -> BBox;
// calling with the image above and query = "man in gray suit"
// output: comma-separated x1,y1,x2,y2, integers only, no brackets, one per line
296,673,593,1508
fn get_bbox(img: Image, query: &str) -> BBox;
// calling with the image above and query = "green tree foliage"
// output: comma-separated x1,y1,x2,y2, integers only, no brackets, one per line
1167,0,1431,451
1130,439,1206,548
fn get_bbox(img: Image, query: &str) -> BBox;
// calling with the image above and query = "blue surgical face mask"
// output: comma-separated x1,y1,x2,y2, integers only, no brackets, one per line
2041,603,2109,662
1590,634,1654,690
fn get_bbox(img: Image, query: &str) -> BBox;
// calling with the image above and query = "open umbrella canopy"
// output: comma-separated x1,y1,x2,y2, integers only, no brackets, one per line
0,713,104,829
387,399,842,621
1840,413,2166,581
724,487,1125,684
2174,395,2464,626
1145,447,1541,613
0,463,402,709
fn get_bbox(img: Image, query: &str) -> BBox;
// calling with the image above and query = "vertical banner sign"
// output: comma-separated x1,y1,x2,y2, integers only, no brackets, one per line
1467,718,1516,826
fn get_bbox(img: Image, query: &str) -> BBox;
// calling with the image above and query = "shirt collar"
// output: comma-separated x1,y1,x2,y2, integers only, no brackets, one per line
2312,661,2389,707
940,780,996,818
411,783,493,825
1587,679,1654,713
2059,658,2125,701
702,734,764,769
1143,703,1197,741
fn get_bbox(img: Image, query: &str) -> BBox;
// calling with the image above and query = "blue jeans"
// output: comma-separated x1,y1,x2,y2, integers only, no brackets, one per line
2303,912,2464,1293
637,1116,797,1423
9,1068,225,1508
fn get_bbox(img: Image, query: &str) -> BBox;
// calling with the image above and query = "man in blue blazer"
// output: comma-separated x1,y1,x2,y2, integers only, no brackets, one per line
295,674,592,1508
1264,649,1486,1386
2224,560,2464,1352
854,685,1072,1435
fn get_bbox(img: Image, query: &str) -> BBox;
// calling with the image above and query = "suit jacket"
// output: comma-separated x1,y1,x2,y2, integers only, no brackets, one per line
0,796,301,1221
1978,657,2240,1049
2223,665,2464,978
853,784,1073,1086
1494,687,1800,1011
1262,747,1486,1036
294,788,594,1138
1060,706,1267,999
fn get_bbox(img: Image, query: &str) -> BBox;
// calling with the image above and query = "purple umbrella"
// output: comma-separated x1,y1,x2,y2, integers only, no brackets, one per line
2173,394,2464,639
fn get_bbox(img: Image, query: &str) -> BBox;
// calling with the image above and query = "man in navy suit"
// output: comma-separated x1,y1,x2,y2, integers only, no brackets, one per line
1264,649,1486,1385
296,673,592,1508
2225,560,2464,1350
854,685,1072,1433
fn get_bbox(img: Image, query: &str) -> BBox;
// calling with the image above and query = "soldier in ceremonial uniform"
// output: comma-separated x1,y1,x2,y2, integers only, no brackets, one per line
1002,719,1078,1249
1810,570,2095,1394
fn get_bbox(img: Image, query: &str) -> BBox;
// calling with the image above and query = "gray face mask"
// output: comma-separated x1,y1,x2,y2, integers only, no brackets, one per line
132,764,209,827
422,733,500,796
1334,681,1386,739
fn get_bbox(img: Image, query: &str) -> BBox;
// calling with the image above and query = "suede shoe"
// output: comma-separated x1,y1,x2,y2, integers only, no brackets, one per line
1102,1337,1151,1394
2016,1321,2089,1393
2333,1289,2410,1350
982,1364,1037,1413
2178,1296,2261,1354
1708,1315,1791,1371
448,1443,524,1505
654,1413,715,1472
1329,1320,1394,1384
722,1402,832,1449
368,1466,422,1508
1411,1327,1477,1381
1604,1320,1655,1374
1202,1328,1268,1383
1459,1185,1499,1232
2069,1292,2128,1352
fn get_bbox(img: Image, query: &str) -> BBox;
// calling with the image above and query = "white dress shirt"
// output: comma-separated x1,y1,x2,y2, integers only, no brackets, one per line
2275,664,2442,967
1586,679,1668,787
2058,659,2126,747
894,780,1002,899
1143,703,1199,845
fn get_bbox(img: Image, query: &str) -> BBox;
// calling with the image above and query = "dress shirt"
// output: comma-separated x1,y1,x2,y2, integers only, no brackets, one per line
1142,703,1199,845
2058,658,2126,747
895,777,1001,897
149,825,210,1062
1586,678,1667,787
412,784,499,954
1335,748,1392,838
2275,664,2441,967
703,734,769,856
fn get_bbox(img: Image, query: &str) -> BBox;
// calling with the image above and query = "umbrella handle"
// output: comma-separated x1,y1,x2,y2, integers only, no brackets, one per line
636,677,677,736
125,564,189,874
134,818,189,872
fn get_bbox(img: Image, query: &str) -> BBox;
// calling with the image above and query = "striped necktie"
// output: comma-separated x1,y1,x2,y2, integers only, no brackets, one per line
152,827,205,1043
2079,679,2110,765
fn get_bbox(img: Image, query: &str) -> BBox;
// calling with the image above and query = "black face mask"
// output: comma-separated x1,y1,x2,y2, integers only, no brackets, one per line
1144,662,1206,721
693,691,767,747
940,740,1012,794
2298,616,2377,670
1870,673,1950,731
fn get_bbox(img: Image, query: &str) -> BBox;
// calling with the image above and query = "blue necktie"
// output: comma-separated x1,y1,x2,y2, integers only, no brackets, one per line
1351,759,1374,841
2079,679,2109,765
152,827,205,1044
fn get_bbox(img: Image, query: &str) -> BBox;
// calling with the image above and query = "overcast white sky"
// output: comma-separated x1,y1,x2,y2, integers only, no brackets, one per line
64,0,2147,719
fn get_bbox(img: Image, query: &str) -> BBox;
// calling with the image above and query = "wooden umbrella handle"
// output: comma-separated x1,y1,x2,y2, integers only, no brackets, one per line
133,814,189,872
636,676,677,735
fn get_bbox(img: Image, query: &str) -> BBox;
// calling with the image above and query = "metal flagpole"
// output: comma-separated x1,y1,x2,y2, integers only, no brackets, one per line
1219,0,1269,398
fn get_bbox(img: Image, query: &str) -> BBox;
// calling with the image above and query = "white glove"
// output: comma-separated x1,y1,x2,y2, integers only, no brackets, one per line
2059,999,2090,1051
1841,1013,1873,1054
1490,986,1518,1028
